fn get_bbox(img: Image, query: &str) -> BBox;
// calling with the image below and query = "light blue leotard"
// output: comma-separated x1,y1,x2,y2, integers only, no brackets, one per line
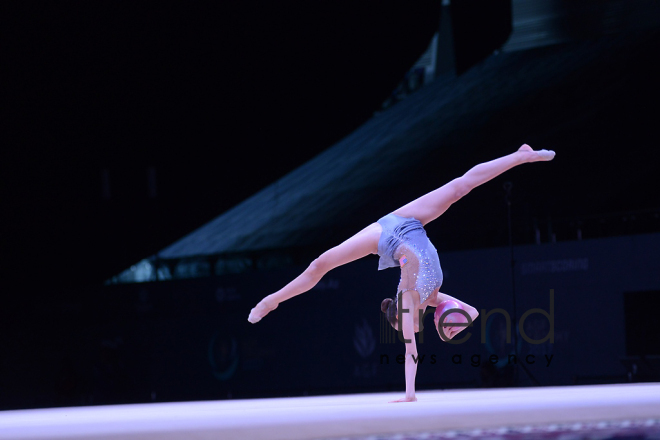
376,213,443,304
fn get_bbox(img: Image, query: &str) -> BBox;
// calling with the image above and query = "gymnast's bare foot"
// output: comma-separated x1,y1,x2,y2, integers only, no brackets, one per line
518,144,555,162
248,295,279,323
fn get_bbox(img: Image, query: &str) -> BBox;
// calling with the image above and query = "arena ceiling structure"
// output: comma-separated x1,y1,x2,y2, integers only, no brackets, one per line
5,0,658,289
110,0,660,284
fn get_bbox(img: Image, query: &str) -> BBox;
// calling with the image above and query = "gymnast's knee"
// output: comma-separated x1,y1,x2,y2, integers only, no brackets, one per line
453,178,472,200
307,256,329,279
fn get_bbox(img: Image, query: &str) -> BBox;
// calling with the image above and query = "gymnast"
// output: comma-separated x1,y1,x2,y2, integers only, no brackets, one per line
248,144,555,402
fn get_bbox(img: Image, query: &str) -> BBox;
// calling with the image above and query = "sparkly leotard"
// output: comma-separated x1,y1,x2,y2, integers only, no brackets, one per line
376,213,443,304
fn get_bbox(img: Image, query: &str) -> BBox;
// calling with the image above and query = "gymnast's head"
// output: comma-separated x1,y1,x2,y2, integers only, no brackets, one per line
380,294,424,334
381,297,399,331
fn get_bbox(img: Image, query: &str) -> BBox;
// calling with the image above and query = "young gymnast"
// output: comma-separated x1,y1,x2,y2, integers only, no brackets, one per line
248,144,555,402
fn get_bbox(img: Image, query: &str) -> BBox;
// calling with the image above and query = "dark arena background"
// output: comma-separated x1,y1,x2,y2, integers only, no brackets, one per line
2,1,660,439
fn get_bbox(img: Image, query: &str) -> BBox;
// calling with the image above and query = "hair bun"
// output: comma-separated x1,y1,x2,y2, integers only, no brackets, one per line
381,298,393,313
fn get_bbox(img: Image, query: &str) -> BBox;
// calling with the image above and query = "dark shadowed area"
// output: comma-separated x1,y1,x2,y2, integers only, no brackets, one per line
2,0,660,412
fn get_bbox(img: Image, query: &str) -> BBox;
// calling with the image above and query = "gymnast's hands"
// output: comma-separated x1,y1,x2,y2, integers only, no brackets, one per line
389,395,417,403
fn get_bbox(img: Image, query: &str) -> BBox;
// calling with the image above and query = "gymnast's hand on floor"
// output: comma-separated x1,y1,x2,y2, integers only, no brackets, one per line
389,395,417,403
247,295,279,323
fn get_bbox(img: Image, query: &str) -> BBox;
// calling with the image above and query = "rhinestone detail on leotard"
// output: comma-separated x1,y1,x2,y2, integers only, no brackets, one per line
377,213,443,304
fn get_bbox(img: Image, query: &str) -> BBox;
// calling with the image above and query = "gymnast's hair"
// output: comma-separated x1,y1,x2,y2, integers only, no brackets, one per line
380,293,399,328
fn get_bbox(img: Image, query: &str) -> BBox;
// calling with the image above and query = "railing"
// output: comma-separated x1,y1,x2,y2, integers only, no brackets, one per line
531,208,660,244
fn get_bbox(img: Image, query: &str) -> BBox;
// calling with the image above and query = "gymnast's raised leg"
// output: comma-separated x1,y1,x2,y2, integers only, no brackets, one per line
391,144,554,225
247,144,554,323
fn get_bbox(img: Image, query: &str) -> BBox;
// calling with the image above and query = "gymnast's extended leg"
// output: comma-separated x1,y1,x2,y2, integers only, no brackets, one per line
392,144,554,226
248,145,554,323
247,223,381,323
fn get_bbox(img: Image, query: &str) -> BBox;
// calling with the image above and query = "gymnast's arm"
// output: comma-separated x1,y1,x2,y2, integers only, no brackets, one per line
389,291,419,402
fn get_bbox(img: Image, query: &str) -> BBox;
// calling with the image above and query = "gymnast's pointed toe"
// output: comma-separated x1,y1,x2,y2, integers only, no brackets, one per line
247,309,261,324
537,149,556,161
